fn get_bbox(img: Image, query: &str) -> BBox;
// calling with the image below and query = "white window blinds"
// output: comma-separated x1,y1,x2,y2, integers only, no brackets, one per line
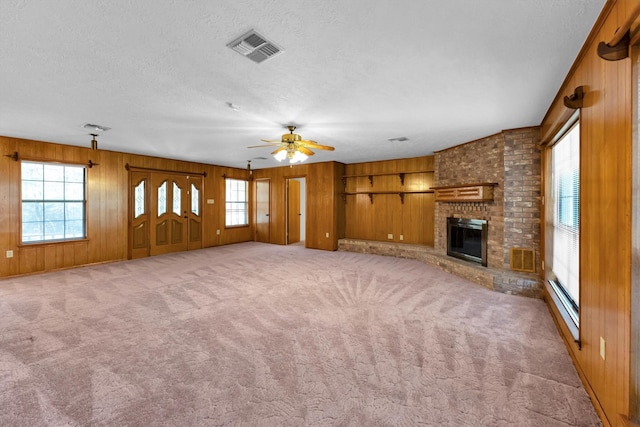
550,117,580,322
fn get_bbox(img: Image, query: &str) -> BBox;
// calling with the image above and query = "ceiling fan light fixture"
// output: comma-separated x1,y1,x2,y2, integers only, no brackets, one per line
274,150,287,162
291,151,307,164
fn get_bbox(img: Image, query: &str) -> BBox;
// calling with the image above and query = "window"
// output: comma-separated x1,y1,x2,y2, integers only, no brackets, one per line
547,113,580,333
225,179,248,226
191,183,199,216
21,161,86,243
157,181,167,216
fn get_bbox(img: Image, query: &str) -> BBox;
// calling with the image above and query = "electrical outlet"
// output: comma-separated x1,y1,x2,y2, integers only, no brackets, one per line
600,337,605,360
387,234,393,240
325,232,330,238
6,250,13,258
216,229,220,235
399,235,404,241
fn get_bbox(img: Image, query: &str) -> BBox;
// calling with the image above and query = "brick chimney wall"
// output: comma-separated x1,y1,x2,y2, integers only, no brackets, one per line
434,126,541,275
502,127,542,271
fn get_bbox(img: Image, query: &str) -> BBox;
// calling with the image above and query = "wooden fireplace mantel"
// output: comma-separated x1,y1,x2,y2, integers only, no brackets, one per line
430,182,498,202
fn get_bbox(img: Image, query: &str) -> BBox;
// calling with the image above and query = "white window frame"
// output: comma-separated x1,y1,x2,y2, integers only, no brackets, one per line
545,111,580,341
21,160,87,244
225,178,248,227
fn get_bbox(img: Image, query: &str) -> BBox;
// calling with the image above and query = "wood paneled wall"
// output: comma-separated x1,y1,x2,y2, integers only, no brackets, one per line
251,161,345,251
343,156,434,245
0,136,252,278
540,1,637,425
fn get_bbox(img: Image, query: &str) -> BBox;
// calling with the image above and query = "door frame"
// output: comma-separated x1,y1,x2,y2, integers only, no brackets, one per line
255,178,271,243
127,167,205,259
285,176,307,246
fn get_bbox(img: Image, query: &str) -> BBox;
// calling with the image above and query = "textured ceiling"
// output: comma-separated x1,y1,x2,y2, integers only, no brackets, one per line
0,0,605,169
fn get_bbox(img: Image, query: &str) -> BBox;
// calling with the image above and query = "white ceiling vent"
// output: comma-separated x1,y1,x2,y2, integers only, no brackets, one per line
227,30,283,64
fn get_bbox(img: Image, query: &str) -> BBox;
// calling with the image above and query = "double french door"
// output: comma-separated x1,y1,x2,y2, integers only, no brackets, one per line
129,171,202,259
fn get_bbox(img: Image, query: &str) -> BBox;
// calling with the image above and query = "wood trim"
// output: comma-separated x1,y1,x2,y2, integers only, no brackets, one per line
342,170,433,178
125,163,207,177
544,290,610,426
539,0,616,128
18,238,90,248
432,184,495,202
343,190,434,195
13,154,97,168
540,106,579,146
430,182,498,190
608,2,640,46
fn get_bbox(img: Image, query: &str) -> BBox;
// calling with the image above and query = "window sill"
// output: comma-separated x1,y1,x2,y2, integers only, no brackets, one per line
225,225,249,229
546,279,580,346
19,238,89,248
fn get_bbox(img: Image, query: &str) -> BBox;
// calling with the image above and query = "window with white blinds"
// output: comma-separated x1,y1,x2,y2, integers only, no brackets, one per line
549,115,580,327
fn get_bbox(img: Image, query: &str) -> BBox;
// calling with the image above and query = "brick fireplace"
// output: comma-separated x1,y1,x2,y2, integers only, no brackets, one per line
338,126,543,298
434,127,542,297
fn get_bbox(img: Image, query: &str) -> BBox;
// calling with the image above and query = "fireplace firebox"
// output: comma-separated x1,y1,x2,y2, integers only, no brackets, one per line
447,217,488,266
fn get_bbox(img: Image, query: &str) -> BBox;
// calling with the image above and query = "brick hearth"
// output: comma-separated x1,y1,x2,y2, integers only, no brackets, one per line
338,238,542,298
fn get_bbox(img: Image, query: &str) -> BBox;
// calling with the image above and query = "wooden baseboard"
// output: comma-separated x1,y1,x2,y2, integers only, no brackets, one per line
543,291,610,426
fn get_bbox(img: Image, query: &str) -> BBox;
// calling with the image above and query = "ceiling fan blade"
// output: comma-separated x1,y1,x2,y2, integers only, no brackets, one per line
271,146,287,155
297,146,315,156
300,141,335,151
261,139,282,143
248,144,283,148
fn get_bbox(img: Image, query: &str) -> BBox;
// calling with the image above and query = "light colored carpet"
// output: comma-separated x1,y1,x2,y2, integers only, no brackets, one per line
0,242,600,426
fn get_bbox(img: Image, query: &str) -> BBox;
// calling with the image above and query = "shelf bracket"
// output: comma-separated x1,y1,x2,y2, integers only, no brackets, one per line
368,175,374,186
341,177,347,187
398,173,405,186
368,193,374,204
398,193,405,204
5,151,19,161
563,86,584,109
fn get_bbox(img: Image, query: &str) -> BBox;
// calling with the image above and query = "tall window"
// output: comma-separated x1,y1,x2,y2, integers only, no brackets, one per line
548,114,580,329
21,161,87,243
225,179,248,226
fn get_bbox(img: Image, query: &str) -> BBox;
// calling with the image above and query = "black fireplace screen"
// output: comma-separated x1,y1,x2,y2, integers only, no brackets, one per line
447,218,488,266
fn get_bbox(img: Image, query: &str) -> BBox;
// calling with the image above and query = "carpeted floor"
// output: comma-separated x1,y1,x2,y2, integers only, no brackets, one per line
0,242,600,426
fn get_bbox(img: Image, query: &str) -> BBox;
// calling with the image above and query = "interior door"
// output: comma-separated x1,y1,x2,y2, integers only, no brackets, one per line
187,176,203,250
287,179,300,244
150,174,189,255
130,171,150,259
256,178,270,243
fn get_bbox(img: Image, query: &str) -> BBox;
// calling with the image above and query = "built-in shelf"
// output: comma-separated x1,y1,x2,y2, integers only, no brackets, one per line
342,190,434,204
341,170,433,186
430,182,498,202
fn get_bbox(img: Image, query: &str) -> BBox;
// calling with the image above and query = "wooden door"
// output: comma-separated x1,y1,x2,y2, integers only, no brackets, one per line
256,178,270,243
150,174,189,255
187,176,203,250
287,179,300,244
130,171,150,259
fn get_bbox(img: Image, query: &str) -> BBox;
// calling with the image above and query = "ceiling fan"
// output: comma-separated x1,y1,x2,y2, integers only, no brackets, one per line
249,126,335,163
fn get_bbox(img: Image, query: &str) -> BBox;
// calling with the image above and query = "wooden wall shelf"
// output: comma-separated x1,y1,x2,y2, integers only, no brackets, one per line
342,190,434,204
430,183,497,202
341,170,433,186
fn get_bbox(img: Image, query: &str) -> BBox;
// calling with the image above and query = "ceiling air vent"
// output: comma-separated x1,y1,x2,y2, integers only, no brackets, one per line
227,29,283,64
